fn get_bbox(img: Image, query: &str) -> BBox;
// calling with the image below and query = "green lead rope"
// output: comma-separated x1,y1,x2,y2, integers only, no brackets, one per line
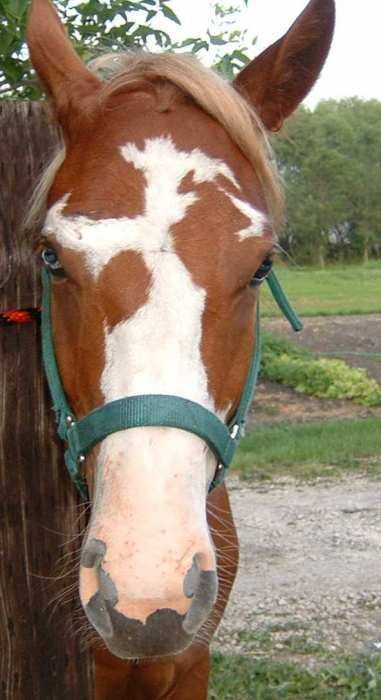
40,268,302,498
266,270,303,332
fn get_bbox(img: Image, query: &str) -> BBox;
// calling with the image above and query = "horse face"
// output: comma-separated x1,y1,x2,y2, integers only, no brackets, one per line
42,102,273,657
27,0,335,659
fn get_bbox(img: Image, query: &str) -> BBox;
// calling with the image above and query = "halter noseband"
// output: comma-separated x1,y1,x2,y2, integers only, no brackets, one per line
38,268,302,498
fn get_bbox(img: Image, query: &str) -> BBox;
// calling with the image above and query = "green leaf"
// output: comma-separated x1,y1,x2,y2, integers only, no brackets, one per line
154,28,171,47
230,49,250,67
4,0,28,20
208,32,226,46
214,55,235,80
191,40,209,54
177,37,199,48
160,4,181,25
0,28,15,55
3,58,25,83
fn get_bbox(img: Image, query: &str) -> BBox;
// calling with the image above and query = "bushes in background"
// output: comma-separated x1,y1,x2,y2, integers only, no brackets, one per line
261,332,381,407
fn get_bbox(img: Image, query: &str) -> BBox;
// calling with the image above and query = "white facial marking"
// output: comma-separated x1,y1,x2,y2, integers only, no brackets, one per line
101,253,209,404
44,137,266,276
97,138,220,513
44,136,242,277
227,193,267,241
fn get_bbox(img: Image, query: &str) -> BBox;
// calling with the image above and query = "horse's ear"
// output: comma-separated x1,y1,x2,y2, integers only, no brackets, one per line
234,0,335,131
26,0,100,118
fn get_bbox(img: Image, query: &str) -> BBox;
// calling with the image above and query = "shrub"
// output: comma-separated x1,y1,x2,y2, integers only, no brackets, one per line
261,332,381,407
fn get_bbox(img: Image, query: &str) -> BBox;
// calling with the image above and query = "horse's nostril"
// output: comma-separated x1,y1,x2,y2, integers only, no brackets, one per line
81,538,106,568
183,556,201,598
80,539,119,610
182,570,217,635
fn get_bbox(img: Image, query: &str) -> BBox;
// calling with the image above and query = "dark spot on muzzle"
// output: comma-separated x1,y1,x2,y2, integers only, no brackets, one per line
86,598,192,658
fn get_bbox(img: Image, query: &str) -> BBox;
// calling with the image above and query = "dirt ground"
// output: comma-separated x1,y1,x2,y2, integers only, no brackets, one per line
251,380,381,427
214,476,381,664
213,315,381,664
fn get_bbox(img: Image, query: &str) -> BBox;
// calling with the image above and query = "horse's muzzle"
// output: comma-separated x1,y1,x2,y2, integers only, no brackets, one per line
84,572,217,659
81,539,217,658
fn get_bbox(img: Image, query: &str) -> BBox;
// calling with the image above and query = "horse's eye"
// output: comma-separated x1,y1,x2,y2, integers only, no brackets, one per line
250,256,273,287
41,247,63,272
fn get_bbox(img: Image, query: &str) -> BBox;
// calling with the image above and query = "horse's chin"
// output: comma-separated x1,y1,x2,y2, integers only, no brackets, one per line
88,604,194,660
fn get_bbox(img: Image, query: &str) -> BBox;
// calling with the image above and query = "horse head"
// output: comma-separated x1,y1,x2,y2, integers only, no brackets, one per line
26,0,334,660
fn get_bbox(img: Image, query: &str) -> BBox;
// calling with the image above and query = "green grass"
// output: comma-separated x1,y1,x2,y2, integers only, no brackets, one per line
210,652,381,699
237,625,325,658
262,262,381,317
234,418,381,481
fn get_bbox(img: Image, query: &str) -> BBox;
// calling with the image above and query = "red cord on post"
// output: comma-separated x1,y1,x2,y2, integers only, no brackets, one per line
0,307,41,326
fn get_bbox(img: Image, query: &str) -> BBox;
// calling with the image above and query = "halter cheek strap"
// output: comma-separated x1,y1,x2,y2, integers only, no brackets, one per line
40,267,302,499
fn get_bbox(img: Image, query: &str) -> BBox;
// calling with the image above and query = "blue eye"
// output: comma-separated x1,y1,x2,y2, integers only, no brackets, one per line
41,247,63,271
250,257,273,287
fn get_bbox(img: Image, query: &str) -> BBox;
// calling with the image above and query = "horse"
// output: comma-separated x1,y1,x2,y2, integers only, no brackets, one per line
23,0,335,696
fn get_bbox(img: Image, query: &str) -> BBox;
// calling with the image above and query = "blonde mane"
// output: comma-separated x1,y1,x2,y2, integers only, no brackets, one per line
26,52,283,231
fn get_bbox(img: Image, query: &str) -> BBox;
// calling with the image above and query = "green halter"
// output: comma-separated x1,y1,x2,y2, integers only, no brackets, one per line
41,267,302,499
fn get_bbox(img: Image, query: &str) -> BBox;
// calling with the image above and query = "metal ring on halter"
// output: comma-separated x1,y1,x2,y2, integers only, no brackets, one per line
230,424,240,440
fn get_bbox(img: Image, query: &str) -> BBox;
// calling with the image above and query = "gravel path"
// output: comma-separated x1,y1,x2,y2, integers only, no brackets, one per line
214,476,381,663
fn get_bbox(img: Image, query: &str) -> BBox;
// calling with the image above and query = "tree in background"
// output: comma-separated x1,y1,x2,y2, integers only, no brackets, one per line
0,0,251,98
0,0,184,98
274,98,381,266
204,1,251,79
2,2,380,265
331,99,381,263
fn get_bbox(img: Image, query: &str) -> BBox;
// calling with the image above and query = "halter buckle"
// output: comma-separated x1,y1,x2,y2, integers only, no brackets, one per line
230,424,240,440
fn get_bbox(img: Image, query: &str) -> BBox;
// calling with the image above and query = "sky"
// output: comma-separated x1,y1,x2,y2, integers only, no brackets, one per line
165,0,381,109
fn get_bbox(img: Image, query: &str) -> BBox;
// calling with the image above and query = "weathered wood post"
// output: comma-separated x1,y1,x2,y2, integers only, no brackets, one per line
0,102,93,699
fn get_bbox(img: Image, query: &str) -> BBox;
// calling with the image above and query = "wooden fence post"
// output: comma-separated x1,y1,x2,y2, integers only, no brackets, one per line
0,102,93,699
